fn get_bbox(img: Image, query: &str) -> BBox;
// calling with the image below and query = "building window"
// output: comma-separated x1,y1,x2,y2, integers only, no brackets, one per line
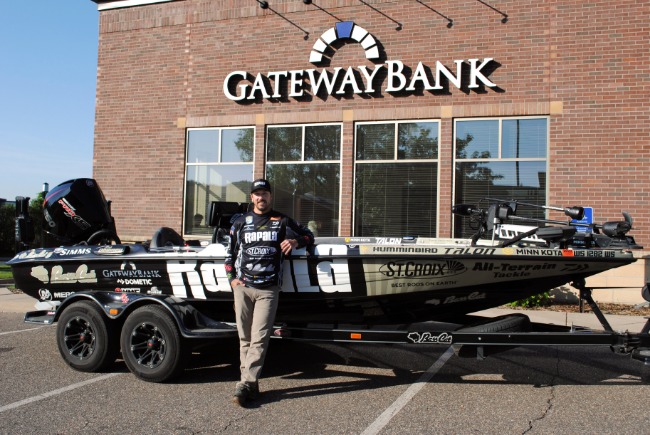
453,117,548,238
184,127,254,236
266,124,342,237
354,121,440,237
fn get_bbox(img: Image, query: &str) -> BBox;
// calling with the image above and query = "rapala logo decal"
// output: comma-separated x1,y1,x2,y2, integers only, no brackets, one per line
380,260,466,279
407,332,452,344
243,231,278,243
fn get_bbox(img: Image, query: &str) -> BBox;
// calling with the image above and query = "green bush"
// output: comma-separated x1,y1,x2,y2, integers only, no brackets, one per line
507,291,551,308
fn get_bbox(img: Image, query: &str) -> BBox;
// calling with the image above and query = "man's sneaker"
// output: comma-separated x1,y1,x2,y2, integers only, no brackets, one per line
232,384,250,407
248,383,260,401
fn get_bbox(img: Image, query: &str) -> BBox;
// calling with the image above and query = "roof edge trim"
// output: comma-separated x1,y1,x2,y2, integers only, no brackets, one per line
92,0,175,11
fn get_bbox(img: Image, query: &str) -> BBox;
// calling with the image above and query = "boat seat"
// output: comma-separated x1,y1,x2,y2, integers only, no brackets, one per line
150,227,185,249
535,226,576,244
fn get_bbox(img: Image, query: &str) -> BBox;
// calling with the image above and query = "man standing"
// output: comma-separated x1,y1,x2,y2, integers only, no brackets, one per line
224,179,314,406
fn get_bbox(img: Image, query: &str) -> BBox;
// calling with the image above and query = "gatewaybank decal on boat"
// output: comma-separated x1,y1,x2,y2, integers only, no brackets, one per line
223,21,498,102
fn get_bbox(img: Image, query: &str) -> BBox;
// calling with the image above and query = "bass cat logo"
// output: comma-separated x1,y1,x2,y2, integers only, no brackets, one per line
31,264,98,284
379,260,466,279
407,332,452,344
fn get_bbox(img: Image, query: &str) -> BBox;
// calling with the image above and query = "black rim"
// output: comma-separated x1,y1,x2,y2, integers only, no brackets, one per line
128,322,167,369
63,316,96,360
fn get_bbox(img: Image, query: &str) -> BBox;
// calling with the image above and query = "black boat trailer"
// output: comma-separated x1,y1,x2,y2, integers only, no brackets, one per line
272,286,650,382
24,286,650,383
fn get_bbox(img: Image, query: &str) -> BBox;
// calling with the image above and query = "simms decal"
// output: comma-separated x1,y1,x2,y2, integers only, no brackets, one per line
379,260,466,279
53,247,92,256
407,332,452,344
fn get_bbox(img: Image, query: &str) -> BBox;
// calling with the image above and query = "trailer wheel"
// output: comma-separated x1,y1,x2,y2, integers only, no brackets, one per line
120,305,185,382
56,300,119,372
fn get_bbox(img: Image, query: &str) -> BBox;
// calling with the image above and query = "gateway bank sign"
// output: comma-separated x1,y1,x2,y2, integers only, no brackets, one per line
223,21,498,102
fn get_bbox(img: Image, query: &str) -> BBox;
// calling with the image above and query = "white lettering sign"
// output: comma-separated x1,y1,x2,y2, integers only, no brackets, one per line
223,58,497,101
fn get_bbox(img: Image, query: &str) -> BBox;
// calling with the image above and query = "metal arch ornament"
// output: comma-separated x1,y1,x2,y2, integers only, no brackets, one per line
309,21,379,64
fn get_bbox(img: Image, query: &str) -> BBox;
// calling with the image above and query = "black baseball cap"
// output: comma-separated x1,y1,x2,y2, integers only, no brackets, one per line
251,179,272,193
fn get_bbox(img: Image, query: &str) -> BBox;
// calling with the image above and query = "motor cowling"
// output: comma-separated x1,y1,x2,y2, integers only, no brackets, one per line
42,178,118,246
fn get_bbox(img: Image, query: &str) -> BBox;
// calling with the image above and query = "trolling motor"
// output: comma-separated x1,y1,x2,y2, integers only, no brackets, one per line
453,199,642,249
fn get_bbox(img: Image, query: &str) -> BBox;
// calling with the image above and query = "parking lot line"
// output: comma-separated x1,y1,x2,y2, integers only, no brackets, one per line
360,346,454,435
0,373,123,414
0,326,46,336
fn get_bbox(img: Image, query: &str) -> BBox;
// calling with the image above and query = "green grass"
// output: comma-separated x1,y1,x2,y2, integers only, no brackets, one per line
0,264,13,280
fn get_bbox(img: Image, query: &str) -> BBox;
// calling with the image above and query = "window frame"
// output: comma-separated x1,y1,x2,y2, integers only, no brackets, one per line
353,119,441,237
265,122,344,236
452,116,550,237
183,125,256,238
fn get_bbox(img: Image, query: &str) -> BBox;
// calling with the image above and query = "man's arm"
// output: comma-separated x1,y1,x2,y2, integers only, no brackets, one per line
286,218,315,249
224,218,242,285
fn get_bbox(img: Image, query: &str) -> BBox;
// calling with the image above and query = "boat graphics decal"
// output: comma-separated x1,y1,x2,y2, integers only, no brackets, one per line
379,260,467,279
407,332,453,344
31,264,97,285
17,243,633,303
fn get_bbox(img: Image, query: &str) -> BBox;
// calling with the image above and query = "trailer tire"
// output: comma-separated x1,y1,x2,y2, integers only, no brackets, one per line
120,305,185,382
56,300,119,372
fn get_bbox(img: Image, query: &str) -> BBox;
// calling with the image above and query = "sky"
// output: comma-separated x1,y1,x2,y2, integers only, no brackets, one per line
0,1,99,201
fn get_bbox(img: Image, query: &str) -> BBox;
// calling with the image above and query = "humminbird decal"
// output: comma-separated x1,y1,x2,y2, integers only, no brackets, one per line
223,21,498,102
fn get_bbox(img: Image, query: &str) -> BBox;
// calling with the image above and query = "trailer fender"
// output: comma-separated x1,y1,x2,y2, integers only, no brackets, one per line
51,291,211,338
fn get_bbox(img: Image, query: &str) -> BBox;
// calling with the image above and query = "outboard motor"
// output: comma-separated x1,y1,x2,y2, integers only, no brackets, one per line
42,178,120,247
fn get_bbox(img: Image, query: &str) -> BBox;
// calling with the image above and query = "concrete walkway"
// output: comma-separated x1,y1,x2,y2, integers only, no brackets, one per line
0,287,38,313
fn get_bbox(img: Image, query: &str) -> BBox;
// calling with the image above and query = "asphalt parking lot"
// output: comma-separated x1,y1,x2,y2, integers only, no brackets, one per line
1,307,649,434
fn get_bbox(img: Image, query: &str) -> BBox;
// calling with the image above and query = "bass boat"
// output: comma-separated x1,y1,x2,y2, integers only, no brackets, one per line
7,178,644,325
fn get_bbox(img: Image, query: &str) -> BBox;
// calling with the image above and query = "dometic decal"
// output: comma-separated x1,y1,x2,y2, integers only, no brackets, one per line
407,332,452,344
379,260,466,279
223,21,498,102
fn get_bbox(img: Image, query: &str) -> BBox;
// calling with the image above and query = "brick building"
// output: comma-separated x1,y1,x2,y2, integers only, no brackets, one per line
90,0,649,256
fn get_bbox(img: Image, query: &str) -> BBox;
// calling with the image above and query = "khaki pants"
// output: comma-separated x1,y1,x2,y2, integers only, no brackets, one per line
233,284,280,387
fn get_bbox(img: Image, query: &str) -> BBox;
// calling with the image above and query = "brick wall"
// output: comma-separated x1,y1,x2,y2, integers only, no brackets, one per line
93,0,650,246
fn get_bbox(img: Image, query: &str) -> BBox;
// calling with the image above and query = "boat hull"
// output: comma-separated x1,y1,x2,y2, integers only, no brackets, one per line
7,239,636,324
